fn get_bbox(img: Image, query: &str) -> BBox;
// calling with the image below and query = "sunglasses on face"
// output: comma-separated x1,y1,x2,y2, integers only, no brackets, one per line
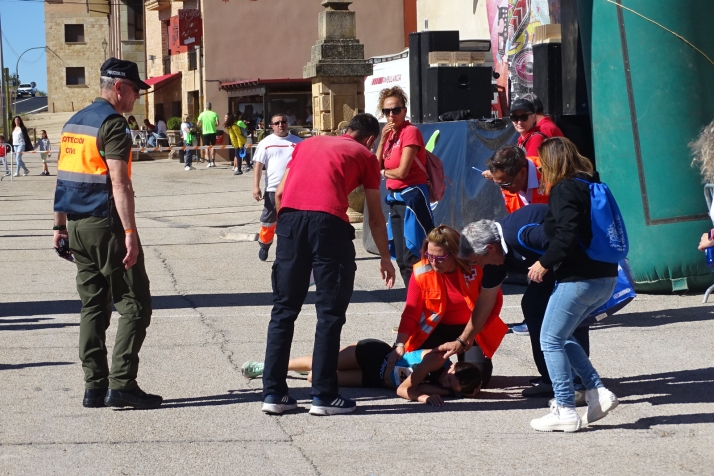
272,120,287,126
424,251,451,263
509,113,532,122
494,178,515,188
382,107,405,116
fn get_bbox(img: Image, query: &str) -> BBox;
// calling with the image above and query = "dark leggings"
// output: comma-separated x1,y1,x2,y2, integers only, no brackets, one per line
420,324,493,388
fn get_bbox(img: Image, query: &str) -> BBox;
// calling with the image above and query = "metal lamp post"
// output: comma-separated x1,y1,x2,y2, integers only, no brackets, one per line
101,39,108,61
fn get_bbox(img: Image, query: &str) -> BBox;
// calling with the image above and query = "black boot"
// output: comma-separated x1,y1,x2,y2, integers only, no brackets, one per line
83,388,108,408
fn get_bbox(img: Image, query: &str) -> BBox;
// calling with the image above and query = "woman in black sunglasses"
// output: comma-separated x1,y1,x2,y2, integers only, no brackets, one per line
388,225,508,389
375,86,435,287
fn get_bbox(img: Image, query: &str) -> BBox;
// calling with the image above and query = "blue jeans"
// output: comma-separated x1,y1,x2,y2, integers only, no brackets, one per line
262,210,357,401
14,144,27,172
541,277,617,407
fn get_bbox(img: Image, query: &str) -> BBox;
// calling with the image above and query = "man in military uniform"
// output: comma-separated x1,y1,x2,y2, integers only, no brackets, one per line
52,58,162,409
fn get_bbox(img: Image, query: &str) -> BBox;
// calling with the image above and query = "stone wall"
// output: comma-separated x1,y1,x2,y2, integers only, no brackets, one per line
416,0,490,40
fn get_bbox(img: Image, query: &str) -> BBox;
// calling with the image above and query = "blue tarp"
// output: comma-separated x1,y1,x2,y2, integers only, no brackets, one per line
364,119,519,254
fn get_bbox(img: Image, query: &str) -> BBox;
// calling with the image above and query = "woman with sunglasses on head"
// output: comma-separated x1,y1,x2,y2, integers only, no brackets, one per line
388,225,508,388
375,86,435,287
527,137,619,432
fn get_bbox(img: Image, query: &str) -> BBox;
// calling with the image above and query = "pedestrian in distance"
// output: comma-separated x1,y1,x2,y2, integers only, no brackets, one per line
52,57,162,410
526,137,619,432
180,115,196,171
225,113,247,175
11,115,33,176
197,102,219,167
260,113,396,416
35,129,52,176
376,86,435,287
127,115,139,131
0,135,10,176
252,113,302,261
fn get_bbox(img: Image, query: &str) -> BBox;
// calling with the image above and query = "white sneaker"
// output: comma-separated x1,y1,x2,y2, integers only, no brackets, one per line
206,163,212,168
548,389,586,407
582,387,619,426
184,165,195,171
13,173,19,177
531,402,582,432
23,169,30,176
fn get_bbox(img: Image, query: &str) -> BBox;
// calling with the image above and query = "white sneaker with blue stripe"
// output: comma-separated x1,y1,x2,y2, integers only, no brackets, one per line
308,395,356,416
262,394,298,415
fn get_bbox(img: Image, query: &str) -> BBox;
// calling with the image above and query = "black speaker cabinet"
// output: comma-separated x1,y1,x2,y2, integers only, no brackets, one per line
561,0,590,115
423,66,493,123
533,43,563,116
408,32,423,123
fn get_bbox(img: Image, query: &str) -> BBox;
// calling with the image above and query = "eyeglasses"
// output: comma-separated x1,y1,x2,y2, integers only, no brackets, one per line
272,120,287,126
494,179,514,188
424,252,451,263
120,81,140,94
509,113,532,123
381,107,405,116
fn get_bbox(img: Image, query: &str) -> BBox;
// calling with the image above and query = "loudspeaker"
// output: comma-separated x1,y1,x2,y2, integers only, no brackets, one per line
423,66,493,123
533,43,563,116
408,33,423,123
561,0,590,115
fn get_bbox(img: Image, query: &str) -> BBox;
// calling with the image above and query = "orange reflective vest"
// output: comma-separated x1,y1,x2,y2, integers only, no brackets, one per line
54,100,132,217
501,156,549,213
405,259,508,359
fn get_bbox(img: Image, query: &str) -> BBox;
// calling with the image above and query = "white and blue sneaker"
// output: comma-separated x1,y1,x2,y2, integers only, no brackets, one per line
309,395,356,416
261,394,298,415
512,323,529,335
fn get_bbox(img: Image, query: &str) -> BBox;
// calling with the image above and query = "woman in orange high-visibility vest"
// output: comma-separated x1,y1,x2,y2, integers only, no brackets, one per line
389,225,508,388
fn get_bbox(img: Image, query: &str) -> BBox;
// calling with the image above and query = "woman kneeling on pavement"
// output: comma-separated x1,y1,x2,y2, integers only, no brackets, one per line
527,137,619,432
242,340,482,407
391,225,508,387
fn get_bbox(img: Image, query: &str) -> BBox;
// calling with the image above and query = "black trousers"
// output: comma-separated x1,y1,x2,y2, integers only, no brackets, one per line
419,324,493,388
262,210,357,400
521,275,590,384
388,202,421,287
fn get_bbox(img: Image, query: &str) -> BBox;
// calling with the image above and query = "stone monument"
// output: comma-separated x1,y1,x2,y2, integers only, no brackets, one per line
304,0,373,222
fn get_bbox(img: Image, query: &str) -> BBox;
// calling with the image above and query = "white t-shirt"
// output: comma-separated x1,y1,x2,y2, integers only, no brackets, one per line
156,120,167,135
12,129,24,146
253,133,302,192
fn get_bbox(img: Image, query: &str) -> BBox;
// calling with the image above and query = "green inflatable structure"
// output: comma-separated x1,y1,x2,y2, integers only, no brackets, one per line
576,0,714,292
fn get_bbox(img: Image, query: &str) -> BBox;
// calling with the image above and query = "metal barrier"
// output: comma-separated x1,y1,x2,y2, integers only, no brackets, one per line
131,144,257,153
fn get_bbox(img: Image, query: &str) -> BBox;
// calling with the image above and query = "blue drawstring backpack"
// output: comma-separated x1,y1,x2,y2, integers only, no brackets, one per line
574,178,628,263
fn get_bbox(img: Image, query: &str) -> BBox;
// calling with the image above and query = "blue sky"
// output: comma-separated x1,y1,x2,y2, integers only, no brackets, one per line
1,0,48,91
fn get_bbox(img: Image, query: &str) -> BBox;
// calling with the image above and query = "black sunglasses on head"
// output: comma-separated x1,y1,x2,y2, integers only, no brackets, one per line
382,106,405,116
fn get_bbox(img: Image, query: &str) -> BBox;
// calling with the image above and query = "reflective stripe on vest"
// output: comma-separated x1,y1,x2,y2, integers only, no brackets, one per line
53,100,130,217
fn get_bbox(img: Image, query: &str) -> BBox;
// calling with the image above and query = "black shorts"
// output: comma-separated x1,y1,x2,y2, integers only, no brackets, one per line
355,339,392,388
202,133,217,146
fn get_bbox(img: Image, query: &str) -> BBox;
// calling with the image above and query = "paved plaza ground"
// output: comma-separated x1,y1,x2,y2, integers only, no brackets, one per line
1,155,713,475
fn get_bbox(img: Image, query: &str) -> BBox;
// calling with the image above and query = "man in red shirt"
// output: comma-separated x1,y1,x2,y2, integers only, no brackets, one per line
260,114,396,417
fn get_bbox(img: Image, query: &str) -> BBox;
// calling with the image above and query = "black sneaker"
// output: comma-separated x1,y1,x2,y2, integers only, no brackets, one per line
309,395,356,416
258,245,269,261
262,393,299,415
83,388,108,408
234,170,243,175
104,387,163,409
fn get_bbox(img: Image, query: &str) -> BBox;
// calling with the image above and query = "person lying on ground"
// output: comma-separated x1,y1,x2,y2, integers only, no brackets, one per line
242,339,482,407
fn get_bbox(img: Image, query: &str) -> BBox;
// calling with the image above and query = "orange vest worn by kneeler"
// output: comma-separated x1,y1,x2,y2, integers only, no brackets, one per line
405,259,508,359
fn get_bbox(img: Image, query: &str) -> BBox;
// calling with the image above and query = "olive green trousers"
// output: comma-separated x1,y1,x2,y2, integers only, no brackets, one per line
68,216,152,391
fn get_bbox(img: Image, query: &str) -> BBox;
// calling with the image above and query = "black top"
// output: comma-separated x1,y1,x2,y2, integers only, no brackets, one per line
539,172,618,282
481,204,550,289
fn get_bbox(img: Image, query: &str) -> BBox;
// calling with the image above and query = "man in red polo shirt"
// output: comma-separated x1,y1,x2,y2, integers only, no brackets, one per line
260,114,396,417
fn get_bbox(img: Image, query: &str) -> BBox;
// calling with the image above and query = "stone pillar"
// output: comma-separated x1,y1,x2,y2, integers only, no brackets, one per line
303,0,373,135
304,0,373,223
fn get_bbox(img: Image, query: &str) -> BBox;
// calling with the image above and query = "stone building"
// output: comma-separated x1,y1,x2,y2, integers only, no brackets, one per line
44,0,146,119
143,0,415,129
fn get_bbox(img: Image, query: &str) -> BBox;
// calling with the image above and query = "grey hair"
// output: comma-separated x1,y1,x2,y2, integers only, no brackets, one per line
100,76,119,91
691,118,714,183
459,220,501,257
